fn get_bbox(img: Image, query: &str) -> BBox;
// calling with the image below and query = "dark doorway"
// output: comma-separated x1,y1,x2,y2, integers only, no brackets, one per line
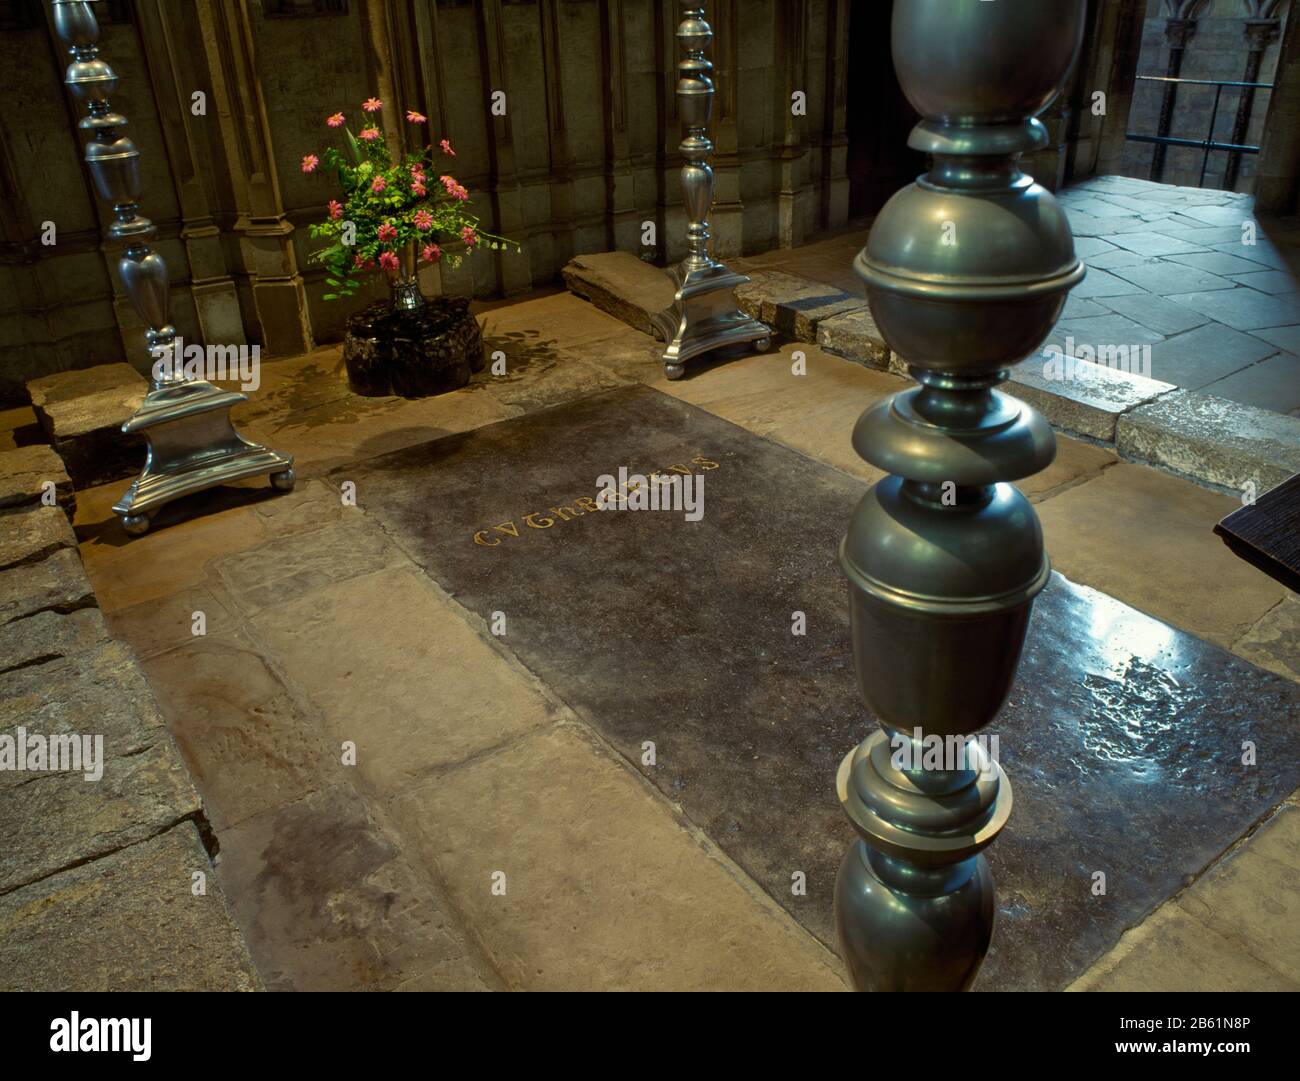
845,0,925,218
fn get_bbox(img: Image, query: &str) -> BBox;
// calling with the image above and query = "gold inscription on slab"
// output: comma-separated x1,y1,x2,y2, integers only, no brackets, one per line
472,453,721,549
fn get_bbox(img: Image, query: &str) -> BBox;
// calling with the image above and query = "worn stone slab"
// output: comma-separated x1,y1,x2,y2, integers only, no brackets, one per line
215,783,497,991
27,362,147,488
1176,802,1300,982
1067,901,1299,992
1147,321,1278,389
815,306,891,370
104,582,246,660
1200,351,1300,414
0,640,202,894
392,723,846,991
1072,801,1300,991
249,565,555,796
1037,463,1285,652
0,504,77,571
210,519,405,617
1166,287,1300,333
1232,595,1300,684
1118,389,1300,492
0,444,73,517
561,251,677,337
734,270,861,341
0,607,112,675
0,820,259,991
0,547,95,625
143,639,335,832
339,383,1300,990
1005,357,1176,441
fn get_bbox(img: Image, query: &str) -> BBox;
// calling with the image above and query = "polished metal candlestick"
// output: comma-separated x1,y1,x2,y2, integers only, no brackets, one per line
51,0,293,536
833,0,1085,991
651,2,769,380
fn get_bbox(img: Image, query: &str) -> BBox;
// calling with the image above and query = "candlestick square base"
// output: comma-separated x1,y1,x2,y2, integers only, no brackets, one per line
651,262,771,380
111,380,295,536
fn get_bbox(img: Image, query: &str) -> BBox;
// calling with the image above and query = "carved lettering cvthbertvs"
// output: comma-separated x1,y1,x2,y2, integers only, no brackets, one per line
473,452,721,548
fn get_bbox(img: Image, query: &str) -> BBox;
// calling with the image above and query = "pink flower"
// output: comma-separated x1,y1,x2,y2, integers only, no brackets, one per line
301,154,319,173
359,127,381,142
326,112,345,128
363,97,383,113
328,199,343,220
412,209,433,231
439,138,455,157
421,243,442,263
406,110,427,124
353,253,373,269
440,175,468,201
377,222,398,242
461,226,478,249
378,251,400,271
370,176,387,193
411,181,427,197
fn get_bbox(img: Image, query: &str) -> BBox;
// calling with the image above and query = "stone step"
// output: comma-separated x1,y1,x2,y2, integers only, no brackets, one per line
563,258,1300,497
0,501,263,990
0,444,73,517
27,362,147,488
561,251,676,338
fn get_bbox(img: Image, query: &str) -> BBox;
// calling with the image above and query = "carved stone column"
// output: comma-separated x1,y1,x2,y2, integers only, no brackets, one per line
1224,1,1283,192
50,0,294,536
1152,1,1205,181
833,0,1085,991
651,2,770,380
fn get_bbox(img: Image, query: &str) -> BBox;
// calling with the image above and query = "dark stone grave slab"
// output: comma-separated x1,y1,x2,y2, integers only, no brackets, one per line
338,384,1300,990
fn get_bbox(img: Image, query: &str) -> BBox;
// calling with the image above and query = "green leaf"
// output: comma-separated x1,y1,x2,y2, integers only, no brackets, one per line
323,293,340,300
344,127,361,166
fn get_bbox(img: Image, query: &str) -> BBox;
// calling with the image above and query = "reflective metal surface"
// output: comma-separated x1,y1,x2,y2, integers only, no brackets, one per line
834,0,1086,991
50,0,293,536
651,3,770,379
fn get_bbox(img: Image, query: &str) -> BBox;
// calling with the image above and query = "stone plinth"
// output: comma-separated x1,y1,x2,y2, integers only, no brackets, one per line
0,638,203,895
0,821,259,992
0,505,77,572
0,445,74,518
27,363,147,489
338,383,1300,991
816,307,894,371
1119,389,1300,493
343,297,485,398
733,270,861,342
562,252,677,338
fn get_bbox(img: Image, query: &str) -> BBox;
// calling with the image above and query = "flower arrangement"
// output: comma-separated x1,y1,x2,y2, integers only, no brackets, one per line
305,97,517,303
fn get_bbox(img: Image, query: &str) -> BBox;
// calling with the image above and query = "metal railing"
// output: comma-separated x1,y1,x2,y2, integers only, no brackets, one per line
1125,75,1273,188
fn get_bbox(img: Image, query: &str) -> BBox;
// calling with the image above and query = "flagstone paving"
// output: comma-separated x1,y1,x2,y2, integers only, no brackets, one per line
7,204,1298,990
739,175,1300,417
40,290,1295,991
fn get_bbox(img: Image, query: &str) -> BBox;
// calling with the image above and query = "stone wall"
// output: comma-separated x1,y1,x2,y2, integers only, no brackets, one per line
1120,0,1293,189
0,0,852,400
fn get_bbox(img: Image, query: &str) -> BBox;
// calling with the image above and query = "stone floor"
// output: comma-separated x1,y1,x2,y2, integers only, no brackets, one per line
3,277,1291,991
735,175,1300,416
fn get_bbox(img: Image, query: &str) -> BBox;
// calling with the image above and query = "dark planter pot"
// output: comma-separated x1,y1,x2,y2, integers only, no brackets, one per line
343,294,485,398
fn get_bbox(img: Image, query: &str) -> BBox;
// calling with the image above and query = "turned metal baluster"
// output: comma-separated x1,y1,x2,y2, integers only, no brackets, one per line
651,2,770,380
51,0,293,536
832,0,1086,992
